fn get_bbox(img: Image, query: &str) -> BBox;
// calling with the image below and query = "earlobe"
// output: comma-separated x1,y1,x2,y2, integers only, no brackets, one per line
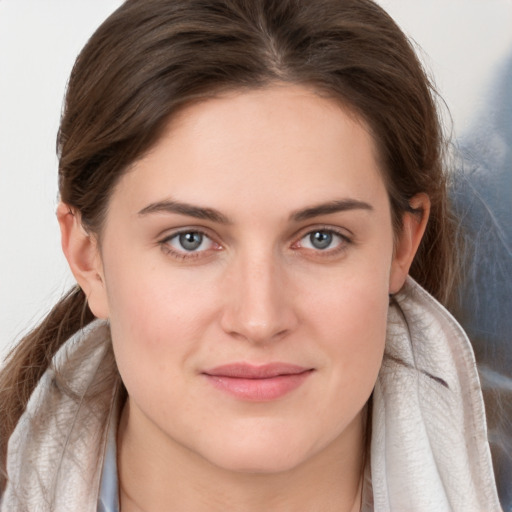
389,193,430,294
56,202,110,319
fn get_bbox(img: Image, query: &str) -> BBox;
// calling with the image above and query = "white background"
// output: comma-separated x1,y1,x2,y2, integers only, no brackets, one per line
1,0,512,358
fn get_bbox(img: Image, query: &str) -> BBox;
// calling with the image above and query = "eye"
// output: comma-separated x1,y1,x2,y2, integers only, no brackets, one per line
306,231,335,250
161,230,218,257
297,229,349,252
175,232,206,251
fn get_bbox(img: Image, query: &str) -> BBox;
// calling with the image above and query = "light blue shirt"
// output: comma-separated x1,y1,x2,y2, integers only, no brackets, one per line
97,418,120,512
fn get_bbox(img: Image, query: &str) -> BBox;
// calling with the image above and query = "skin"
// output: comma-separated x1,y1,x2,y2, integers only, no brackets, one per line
58,85,428,511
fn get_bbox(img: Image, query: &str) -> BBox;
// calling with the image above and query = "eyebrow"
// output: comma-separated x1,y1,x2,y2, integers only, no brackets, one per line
137,197,373,224
138,199,231,224
290,199,373,222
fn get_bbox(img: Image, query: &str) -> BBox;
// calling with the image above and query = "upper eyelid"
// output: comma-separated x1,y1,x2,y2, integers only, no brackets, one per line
293,224,353,242
159,226,217,242
300,229,348,241
297,230,349,248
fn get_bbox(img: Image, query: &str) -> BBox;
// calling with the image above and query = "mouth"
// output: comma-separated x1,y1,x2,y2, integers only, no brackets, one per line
202,363,314,401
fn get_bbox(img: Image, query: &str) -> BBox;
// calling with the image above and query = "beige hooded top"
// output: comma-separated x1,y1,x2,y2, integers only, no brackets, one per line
1,278,502,511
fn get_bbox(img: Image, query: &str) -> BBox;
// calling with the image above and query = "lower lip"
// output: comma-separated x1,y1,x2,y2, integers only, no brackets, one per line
203,371,313,401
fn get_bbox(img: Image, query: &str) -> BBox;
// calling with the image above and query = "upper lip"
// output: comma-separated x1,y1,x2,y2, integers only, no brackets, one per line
203,363,312,379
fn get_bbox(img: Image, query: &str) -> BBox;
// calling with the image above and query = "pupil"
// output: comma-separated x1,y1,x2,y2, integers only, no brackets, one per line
310,231,332,249
179,232,203,251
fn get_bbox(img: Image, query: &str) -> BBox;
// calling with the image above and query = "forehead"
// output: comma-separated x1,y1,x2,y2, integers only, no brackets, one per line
112,84,388,217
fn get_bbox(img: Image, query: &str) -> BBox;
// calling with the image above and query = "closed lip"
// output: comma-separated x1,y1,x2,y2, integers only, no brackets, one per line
201,363,314,401
202,362,312,379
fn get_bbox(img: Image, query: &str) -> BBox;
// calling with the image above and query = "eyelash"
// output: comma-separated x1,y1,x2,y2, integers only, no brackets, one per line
159,229,221,260
158,226,352,261
292,226,352,257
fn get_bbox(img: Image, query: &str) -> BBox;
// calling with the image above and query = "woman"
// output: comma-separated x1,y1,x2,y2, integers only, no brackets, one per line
0,0,501,510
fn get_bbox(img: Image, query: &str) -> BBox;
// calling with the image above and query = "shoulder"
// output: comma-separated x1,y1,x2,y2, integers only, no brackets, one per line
2,321,121,511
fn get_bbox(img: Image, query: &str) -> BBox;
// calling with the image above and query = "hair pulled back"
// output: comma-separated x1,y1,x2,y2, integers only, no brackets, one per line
1,0,457,486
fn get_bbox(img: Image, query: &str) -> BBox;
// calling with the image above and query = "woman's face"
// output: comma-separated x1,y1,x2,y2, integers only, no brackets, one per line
83,85,412,473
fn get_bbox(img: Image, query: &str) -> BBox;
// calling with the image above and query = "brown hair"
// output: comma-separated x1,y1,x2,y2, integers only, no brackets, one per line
0,0,457,487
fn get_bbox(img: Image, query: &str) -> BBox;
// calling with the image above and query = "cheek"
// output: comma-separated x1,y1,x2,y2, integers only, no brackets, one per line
105,251,217,334
102,260,219,398
303,255,390,398
326,284,387,373
305,245,391,337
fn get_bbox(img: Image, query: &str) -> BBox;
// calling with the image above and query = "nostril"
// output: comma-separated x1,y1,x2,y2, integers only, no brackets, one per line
273,329,289,340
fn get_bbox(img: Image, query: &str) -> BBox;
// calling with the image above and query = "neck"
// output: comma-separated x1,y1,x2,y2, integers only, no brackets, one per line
117,399,366,512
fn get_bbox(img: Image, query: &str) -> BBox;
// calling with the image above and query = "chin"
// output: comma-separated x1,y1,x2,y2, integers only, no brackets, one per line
198,431,318,475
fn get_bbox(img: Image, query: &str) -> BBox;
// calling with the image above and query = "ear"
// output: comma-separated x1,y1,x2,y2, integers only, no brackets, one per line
57,202,110,319
389,193,430,294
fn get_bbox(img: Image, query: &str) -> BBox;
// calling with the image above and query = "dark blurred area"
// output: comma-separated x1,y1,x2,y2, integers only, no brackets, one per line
451,52,512,511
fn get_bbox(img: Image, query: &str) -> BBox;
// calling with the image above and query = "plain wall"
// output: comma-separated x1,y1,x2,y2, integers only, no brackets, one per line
0,1,123,357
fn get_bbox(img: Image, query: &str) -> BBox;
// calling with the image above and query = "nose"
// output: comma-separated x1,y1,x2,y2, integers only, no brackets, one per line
220,250,298,344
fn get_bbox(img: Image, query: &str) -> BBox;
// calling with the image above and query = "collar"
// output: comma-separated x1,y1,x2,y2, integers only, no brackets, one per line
365,277,501,511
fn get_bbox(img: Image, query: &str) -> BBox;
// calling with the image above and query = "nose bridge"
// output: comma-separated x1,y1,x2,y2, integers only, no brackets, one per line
221,245,295,343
